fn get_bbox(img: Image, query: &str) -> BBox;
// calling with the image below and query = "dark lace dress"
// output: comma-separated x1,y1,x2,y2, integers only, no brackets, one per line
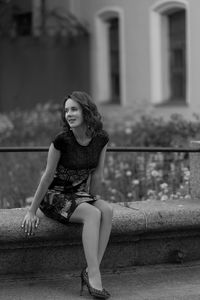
39,129,109,224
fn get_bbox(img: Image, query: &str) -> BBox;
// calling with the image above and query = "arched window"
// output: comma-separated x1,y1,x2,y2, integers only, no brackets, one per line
94,7,125,105
150,0,188,104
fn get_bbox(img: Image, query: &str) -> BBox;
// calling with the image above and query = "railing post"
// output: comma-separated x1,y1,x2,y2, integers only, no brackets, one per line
190,141,200,201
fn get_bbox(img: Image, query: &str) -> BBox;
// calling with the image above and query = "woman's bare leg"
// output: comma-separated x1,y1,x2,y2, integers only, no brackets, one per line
93,200,113,266
69,202,102,290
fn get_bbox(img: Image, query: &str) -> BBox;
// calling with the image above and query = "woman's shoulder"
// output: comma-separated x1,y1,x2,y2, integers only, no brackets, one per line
96,129,109,146
52,130,72,150
56,130,72,137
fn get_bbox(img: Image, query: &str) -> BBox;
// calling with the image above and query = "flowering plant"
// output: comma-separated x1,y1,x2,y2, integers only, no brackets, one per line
0,105,198,208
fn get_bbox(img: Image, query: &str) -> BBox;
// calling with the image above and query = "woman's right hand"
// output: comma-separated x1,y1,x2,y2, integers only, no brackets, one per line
21,210,40,236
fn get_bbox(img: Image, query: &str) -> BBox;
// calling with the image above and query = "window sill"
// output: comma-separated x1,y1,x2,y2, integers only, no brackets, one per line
154,100,188,108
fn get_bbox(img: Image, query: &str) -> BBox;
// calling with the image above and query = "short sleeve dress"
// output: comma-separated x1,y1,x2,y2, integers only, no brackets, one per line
39,129,109,224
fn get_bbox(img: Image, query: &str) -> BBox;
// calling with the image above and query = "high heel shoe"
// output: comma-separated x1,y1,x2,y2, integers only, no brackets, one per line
82,268,111,297
80,268,110,299
81,267,111,297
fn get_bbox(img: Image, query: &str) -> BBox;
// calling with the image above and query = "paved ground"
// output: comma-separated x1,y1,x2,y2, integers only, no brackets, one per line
1,262,200,300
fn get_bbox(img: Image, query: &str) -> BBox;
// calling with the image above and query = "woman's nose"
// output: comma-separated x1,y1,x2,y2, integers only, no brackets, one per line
66,110,72,116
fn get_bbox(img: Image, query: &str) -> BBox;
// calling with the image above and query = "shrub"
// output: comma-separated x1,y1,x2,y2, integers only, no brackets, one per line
0,104,199,208
0,102,61,146
110,114,200,147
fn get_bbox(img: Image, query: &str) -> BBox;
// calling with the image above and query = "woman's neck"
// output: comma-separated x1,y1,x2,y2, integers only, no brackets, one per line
71,125,90,141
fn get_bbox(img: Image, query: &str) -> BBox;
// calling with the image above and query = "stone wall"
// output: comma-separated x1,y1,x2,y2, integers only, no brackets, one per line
0,141,200,275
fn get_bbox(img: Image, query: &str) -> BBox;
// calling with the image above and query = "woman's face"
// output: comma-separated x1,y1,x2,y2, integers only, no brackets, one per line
64,98,84,129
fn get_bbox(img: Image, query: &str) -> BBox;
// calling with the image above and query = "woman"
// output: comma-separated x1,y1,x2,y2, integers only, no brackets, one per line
21,91,113,299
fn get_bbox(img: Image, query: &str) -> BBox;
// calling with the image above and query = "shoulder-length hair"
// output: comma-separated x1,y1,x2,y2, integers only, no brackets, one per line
61,91,103,137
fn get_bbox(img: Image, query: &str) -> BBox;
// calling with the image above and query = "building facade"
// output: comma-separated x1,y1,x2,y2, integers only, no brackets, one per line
0,0,90,111
70,0,200,119
1,0,200,119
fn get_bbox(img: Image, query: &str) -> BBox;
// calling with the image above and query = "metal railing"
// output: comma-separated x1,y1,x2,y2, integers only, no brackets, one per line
0,146,199,153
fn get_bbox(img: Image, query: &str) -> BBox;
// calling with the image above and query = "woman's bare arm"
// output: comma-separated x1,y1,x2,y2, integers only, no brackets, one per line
22,143,60,235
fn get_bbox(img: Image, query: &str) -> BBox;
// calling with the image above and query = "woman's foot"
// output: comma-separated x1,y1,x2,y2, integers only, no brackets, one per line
82,267,111,297
88,268,103,290
80,269,110,299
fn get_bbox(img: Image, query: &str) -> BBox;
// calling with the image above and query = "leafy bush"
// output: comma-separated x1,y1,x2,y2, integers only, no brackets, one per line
0,102,61,146
110,114,200,147
0,103,199,208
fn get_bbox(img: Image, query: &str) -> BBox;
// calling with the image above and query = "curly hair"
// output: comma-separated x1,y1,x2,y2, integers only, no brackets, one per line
61,91,103,137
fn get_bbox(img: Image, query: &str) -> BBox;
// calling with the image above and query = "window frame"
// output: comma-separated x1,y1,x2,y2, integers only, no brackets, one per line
94,7,126,106
150,0,189,106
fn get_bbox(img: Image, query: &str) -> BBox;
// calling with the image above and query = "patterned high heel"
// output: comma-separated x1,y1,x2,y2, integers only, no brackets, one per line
81,268,111,297
80,268,110,299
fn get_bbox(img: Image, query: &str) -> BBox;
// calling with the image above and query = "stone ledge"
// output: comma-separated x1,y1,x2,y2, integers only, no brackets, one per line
2,199,200,244
1,199,200,274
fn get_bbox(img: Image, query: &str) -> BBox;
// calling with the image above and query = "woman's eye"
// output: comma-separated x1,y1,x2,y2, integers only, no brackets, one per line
65,107,78,113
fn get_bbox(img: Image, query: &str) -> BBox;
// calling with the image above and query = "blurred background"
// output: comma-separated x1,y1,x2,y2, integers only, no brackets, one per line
0,0,200,208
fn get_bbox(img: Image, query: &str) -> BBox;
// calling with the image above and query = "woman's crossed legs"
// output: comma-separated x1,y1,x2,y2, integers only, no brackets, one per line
69,200,113,290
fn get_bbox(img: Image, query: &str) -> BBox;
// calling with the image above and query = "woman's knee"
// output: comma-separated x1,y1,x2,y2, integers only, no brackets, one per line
84,203,102,224
69,202,101,224
94,200,113,220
